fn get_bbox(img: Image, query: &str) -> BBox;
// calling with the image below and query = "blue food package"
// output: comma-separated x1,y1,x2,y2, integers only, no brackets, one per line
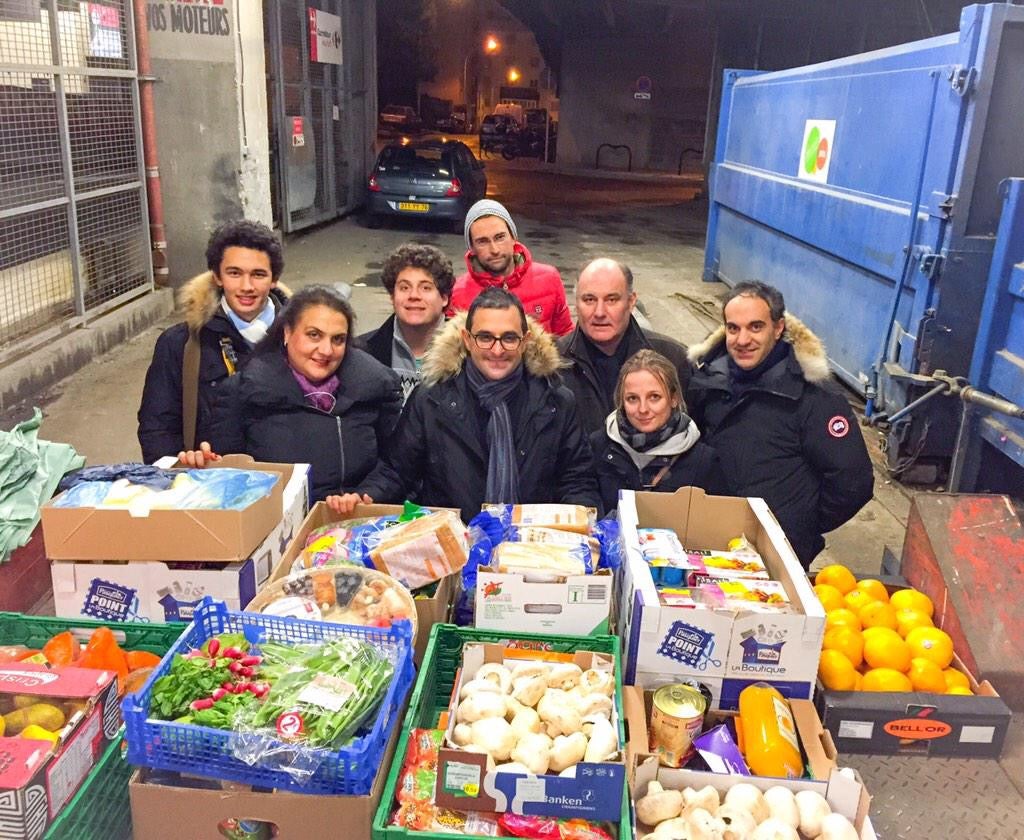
692,723,751,775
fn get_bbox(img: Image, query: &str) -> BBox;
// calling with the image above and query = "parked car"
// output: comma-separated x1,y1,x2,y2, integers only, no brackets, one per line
478,113,518,155
378,104,422,133
435,109,470,134
365,140,487,232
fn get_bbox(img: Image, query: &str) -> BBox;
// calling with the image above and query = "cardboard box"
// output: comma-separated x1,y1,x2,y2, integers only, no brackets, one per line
41,456,291,562
474,568,613,635
816,652,1012,758
625,686,876,839
433,643,626,822
50,464,310,623
618,489,825,709
0,664,120,838
269,502,460,664
129,723,399,840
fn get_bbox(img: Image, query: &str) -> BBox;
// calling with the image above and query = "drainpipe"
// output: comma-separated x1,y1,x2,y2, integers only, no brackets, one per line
132,0,169,286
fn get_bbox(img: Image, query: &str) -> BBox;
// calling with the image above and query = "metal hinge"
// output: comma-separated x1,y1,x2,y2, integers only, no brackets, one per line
948,65,976,96
930,191,957,219
914,247,944,280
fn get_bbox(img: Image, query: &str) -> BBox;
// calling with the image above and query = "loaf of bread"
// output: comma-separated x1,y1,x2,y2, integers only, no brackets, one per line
368,510,468,590
493,541,588,582
513,526,600,566
499,503,594,534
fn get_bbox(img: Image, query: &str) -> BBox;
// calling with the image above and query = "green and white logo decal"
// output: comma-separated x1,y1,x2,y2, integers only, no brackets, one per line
798,119,836,183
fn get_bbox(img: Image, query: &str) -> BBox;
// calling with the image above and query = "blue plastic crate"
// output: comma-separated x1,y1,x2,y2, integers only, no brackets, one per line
122,598,414,795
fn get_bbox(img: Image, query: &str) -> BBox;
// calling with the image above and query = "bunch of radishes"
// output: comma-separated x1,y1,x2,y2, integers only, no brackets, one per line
185,638,270,712
635,781,860,840
450,660,618,777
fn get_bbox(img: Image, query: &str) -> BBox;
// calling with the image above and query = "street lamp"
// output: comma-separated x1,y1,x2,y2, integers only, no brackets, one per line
507,68,520,83
465,36,501,127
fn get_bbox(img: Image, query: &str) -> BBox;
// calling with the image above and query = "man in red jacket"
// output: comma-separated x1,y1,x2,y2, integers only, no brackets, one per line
449,199,573,336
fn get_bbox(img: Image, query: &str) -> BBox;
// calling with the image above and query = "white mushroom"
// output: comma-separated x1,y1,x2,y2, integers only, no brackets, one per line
749,818,799,840
475,663,512,693
547,731,587,772
493,761,532,774
511,674,547,708
456,691,507,723
794,790,831,838
724,784,769,824
716,804,758,840
451,723,472,746
510,707,543,739
510,732,553,775
575,693,614,719
635,780,684,826
459,678,505,701
469,717,516,761
817,813,859,840
558,766,577,778
651,817,692,839
763,787,799,831
461,743,496,770
686,807,727,840
579,668,615,696
504,696,527,721
511,661,548,680
546,663,584,690
537,689,582,737
582,715,618,763
682,786,721,816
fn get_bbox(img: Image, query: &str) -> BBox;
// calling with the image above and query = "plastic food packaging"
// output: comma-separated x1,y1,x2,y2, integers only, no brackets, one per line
509,526,601,566
367,510,469,589
483,503,595,535
734,682,804,778
692,723,751,775
246,566,417,636
498,813,614,840
493,540,591,581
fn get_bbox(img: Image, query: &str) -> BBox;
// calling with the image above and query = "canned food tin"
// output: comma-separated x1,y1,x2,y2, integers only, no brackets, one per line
649,683,707,768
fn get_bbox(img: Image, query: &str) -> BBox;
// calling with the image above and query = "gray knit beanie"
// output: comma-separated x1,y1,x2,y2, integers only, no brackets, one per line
463,199,518,249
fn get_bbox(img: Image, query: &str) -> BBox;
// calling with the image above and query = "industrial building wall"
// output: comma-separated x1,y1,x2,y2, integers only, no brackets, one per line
145,0,270,283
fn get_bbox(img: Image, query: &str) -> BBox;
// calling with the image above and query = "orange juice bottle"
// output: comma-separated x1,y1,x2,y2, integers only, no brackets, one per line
735,683,803,777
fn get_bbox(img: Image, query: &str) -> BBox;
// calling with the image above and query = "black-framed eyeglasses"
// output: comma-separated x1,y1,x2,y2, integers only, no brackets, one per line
471,331,523,351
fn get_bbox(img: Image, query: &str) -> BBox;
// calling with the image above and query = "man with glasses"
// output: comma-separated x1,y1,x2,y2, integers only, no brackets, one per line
449,199,573,336
358,243,453,403
360,288,599,520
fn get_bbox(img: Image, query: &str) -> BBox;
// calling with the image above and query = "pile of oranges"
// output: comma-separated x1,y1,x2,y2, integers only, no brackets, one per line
813,564,973,695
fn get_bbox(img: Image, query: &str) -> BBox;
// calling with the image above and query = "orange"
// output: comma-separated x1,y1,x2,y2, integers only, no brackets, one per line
825,608,862,634
818,650,859,691
946,686,974,696
942,668,970,691
861,625,895,642
823,626,864,668
852,673,863,691
905,627,954,669
863,630,911,672
859,601,898,631
844,589,877,614
907,658,946,693
861,668,913,692
855,579,890,602
895,608,933,638
813,584,845,612
815,564,857,595
889,588,934,618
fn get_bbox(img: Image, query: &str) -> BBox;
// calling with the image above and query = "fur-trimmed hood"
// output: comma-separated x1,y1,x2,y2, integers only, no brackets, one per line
177,270,291,333
421,312,566,386
686,312,831,384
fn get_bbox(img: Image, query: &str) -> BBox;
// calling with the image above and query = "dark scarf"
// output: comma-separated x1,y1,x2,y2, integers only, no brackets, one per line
728,338,790,396
465,360,524,504
615,406,692,452
289,366,340,413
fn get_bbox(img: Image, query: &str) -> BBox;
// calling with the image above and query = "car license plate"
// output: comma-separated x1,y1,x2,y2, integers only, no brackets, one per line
398,202,429,212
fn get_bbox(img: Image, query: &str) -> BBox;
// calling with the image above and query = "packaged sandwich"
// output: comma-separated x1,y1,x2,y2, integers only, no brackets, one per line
509,526,601,566
483,503,595,534
492,541,590,582
369,510,469,589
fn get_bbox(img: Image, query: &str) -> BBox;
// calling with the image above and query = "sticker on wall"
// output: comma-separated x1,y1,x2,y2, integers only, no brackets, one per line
798,119,836,183
308,8,342,65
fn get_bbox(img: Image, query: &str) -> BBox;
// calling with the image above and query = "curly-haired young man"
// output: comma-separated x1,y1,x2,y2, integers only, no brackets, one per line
358,242,454,402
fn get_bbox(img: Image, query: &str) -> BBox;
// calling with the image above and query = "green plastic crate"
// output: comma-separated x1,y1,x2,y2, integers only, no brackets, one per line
0,612,186,840
371,623,633,840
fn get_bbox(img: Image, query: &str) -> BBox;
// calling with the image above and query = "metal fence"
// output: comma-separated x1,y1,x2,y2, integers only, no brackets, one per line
0,0,151,358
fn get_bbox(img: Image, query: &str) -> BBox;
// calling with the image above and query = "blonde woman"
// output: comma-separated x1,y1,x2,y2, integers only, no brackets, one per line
591,349,730,514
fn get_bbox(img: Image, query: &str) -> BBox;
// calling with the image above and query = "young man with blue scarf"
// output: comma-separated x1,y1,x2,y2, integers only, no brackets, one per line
137,220,290,463
360,287,600,521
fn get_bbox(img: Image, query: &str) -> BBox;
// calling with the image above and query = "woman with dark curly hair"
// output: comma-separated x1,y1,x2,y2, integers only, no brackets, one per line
357,242,454,402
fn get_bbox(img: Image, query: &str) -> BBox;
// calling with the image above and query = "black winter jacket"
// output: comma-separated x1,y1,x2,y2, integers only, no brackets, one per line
356,314,395,367
589,428,732,516
361,314,601,521
207,347,402,503
136,271,289,463
685,315,874,567
557,318,691,436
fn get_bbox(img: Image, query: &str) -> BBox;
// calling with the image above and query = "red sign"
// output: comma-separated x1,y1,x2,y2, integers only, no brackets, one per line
276,711,304,739
882,718,953,740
